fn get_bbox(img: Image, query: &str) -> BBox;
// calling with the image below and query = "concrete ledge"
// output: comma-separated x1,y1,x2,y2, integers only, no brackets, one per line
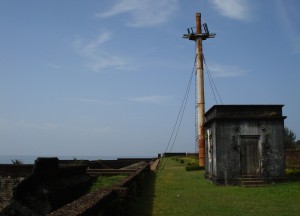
86,169,135,176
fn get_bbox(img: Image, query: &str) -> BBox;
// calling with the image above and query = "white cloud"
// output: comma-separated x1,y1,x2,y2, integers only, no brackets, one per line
97,0,178,27
128,95,171,104
74,31,136,72
210,0,250,21
80,32,112,57
208,63,247,77
49,63,63,70
65,97,112,105
275,0,300,54
87,55,132,72
0,119,59,130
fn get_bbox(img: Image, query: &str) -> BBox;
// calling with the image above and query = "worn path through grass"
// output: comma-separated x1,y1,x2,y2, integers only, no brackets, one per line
136,158,300,216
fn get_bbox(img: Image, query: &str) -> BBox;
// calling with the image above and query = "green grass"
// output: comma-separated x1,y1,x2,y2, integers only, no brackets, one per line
149,158,300,216
89,175,128,192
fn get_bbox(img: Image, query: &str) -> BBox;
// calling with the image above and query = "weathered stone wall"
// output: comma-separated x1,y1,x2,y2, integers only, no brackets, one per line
0,177,24,211
0,165,33,178
212,120,285,179
50,161,152,216
1,158,94,215
204,105,286,185
88,158,153,169
1,158,155,215
0,165,33,211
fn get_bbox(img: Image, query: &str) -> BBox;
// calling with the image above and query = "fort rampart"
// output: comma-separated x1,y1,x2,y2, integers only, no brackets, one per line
1,157,155,215
50,161,152,215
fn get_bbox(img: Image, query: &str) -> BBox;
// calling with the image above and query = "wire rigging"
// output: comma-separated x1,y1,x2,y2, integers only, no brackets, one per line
203,55,223,104
169,64,194,153
161,52,197,169
160,47,223,169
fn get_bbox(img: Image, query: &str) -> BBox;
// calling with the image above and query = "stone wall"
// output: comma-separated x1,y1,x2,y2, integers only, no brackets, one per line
1,158,155,215
204,105,286,185
50,161,151,216
0,165,33,178
0,158,94,215
0,177,24,211
0,165,33,211
88,158,153,169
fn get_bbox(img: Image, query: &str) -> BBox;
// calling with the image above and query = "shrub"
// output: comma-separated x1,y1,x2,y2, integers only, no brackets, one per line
171,157,185,164
286,168,300,177
185,163,204,171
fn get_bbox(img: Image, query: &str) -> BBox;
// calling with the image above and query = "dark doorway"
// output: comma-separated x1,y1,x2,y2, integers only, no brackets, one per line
241,136,260,176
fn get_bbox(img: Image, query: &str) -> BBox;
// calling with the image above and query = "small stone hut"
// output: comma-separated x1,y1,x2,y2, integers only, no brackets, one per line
204,105,286,185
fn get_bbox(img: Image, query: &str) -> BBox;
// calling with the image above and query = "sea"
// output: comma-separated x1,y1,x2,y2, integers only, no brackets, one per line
0,155,154,164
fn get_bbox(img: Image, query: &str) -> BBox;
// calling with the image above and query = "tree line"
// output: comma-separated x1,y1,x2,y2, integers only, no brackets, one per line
285,127,299,150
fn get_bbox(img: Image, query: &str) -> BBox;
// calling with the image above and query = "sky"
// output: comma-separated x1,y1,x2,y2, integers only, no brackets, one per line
0,0,299,158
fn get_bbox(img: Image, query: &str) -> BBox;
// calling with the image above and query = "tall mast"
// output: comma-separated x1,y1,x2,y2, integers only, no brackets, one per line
183,12,215,167
196,13,205,167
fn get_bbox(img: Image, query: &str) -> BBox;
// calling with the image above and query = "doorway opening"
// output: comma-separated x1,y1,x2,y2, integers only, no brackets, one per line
241,136,260,176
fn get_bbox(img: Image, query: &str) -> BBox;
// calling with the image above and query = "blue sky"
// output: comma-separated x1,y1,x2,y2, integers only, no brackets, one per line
0,0,299,157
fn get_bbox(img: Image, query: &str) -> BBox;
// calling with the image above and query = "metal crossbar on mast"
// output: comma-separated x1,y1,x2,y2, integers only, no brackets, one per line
183,12,215,167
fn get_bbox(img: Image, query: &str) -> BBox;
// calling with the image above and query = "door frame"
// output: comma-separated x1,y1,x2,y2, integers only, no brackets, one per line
240,135,261,176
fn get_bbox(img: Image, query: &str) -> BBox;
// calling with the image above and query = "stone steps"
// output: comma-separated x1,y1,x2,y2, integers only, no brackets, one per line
239,176,266,187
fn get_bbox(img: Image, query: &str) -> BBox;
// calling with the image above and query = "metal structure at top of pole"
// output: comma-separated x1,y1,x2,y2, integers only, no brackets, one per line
183,12,215,167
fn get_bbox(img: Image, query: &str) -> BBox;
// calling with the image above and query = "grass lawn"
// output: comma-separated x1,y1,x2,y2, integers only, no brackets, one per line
144,158,300,216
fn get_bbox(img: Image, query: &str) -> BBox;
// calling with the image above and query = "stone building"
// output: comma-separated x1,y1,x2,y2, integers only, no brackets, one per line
204,105,286,185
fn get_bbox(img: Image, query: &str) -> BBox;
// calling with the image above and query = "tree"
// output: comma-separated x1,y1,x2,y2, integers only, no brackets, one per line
296,140,300,149
11,159,23,165
284,127,296,149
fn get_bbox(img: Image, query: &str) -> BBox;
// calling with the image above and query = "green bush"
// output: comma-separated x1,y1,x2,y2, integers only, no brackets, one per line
185,163,204,172
172,156,204,171
286,168,300,177
171,157,185,164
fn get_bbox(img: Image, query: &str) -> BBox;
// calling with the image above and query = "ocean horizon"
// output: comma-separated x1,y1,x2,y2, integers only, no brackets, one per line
0,155,156,164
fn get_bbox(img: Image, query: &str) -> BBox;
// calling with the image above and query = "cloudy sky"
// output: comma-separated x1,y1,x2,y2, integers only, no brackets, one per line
0,0,299,158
